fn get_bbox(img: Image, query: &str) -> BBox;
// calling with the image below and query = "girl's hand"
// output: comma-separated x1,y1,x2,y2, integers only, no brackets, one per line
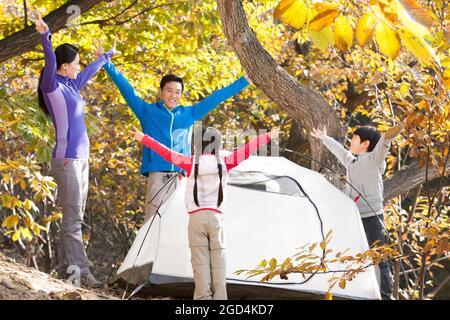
132,127,145,142
30,10,49,34
268,127,280,140
310,126,327,140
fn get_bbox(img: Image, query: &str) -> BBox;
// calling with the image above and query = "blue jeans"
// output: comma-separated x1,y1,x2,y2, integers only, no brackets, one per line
362,215,394,300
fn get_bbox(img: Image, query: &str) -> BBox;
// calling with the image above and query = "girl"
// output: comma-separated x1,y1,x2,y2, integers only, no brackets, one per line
133,126,279,299
31,10,116,287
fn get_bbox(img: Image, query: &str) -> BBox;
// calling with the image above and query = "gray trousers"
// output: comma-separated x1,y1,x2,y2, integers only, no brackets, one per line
188,210,227,300
144,172,178,224
51,159,90,277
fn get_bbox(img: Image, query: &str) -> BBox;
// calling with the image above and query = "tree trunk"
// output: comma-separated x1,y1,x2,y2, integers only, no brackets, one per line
0,0,103,63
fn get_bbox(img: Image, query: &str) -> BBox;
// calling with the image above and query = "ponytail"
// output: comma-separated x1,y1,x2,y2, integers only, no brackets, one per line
192,127,224,208
37,68,49,116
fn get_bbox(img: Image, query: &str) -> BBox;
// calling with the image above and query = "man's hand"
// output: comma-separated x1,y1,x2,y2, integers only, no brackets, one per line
93,39,104,59
310,126,327,140
29,9,49,34
94,39,120,59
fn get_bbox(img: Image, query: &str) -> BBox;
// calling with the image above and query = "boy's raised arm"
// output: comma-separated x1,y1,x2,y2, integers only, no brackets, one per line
311,127,354,168
372,122,404,165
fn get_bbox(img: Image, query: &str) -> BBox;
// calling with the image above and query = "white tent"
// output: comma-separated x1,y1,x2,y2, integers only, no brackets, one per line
114,156,381,300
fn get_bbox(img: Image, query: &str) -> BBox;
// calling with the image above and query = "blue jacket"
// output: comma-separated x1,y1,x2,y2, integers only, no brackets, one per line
103,62,249,176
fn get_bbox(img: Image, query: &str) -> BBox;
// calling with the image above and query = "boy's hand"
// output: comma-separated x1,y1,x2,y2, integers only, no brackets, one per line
30,10,49,34
268,127,280,140
132,127,145,142
310,126,327,140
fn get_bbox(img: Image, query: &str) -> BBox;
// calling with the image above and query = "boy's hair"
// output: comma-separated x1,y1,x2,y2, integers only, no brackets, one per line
353,126,381,152
160,74,184,92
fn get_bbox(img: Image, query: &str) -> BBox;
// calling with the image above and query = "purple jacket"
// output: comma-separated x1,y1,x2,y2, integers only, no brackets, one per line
40,30,113,159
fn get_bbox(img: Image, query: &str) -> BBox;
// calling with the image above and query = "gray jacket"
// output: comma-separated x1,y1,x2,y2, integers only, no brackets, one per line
322,134,392,218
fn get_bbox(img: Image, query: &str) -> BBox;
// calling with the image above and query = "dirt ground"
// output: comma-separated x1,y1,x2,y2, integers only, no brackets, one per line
0,251,122,300
0,251,176,300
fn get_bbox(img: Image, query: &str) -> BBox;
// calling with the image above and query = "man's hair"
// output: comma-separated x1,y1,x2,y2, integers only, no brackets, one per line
160,74,184,92
353,126,381,152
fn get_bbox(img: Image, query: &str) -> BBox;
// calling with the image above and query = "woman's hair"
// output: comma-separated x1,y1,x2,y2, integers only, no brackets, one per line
38,43,79,115
353,126,381,152
193,127,224,208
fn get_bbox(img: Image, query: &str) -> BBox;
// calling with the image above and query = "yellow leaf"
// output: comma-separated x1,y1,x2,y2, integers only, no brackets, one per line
339,279,346,289
3,173,10,182
274,0,308,29
324,292,333,300
269,258,277,270
399,0,434,29
444,68,450,78
374,21,400,59
396,1,431,40
309,9,340,32
398,28,441,68
371,3,397,27
356,12,377,46
333,15,353,51
281,258,292,269
24,199,32,212
309,26,334,53
20,227,33,241
443,78,450,90
12,230,20,242
37,224,48,232
399,82,411,98
2,215,19,229
19,180,26,190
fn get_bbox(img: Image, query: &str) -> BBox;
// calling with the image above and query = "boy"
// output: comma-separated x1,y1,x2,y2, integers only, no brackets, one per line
311,123,404,300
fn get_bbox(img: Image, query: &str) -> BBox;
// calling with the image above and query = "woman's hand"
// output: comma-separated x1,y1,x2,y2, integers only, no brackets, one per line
30,10,49,34
310,126,327,140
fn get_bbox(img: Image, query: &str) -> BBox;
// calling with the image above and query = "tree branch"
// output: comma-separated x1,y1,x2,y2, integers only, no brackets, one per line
384,159,450,200
0,0,103,63
79,2,175,27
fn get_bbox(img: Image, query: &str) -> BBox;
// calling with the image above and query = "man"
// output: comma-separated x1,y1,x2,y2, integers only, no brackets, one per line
103,61,249,222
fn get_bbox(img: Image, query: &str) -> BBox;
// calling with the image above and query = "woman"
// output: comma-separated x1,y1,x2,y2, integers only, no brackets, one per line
31,10,116,287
